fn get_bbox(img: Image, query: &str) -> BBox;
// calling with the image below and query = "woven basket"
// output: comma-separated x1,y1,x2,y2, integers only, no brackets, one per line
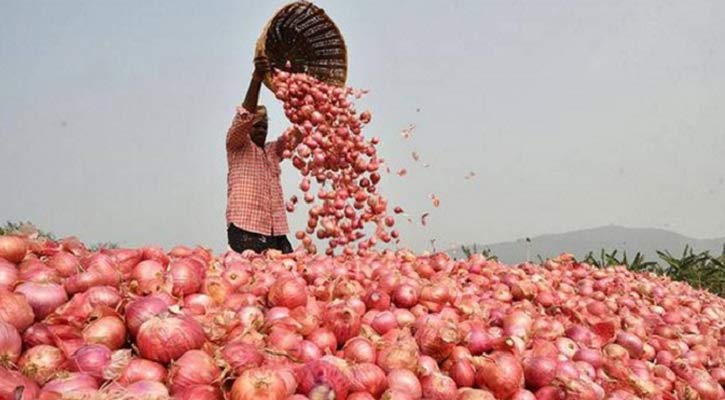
255,1,347,90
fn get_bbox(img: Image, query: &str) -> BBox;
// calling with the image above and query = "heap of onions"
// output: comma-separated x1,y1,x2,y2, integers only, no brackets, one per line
1,222,725,400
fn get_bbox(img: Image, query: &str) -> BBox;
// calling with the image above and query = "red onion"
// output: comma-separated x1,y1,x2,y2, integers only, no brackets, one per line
18,260,59,283
0,259,18,290
364,289,391,311
18,344,66,384
324,301,362,345
414,319,459,361
296,360,350,400
372,311,398,334
268,276,308,309
231,367,288,400
117,358,167,384
392,284,418,308
296,340,323,362
131,260,166,294
168,349,221,394
70,344,111,379
137,314,206,363
14,282,67,319
457,388,496,400
307,327,338,353
174,384,223,400
343,337,377,363
387,368,422,399
616,331,644,359
0,366,39,400
350,362,387,397
124,296,169,336
40,372,98,397
474,351,524,399
420,372,457,400
84,285,121,308
169,259,203,296
450,359,475,387
0,235,28,263
0,320,22,365
417,355,440,377
523,356,557,389
83,315,126,350
122,379,170,398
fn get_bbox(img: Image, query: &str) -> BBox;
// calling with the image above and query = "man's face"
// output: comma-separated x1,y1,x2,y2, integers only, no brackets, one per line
251,115,268,147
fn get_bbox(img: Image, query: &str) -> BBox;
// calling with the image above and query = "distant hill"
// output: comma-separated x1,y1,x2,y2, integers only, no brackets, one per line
450,225,725,264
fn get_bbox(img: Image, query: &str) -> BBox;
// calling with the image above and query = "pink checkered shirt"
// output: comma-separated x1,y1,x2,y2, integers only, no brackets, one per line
225,107,289,236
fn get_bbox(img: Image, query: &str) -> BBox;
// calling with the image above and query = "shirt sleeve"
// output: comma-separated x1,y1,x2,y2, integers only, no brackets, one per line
226,106,254,151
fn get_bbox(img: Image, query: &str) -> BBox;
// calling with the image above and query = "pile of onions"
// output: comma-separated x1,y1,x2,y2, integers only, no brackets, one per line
0,230,724,400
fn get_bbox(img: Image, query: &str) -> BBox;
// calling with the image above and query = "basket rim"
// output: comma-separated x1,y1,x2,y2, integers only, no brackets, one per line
255,0,347,91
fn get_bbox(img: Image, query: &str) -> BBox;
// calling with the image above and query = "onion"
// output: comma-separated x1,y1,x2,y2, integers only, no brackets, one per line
372,311,398,334
295,360,350,400
47,251,81,278
296,340,323,362
0,320,22,365
14,282,67,319
268,276,308,309
616,331,644,359
84,286,121,308
0,366,39,400
117,358,167,384
40,372,98,397
364,289,391,311
175,384,223,400
324,301,362,345
0,288,35,332
523,356,557,389
222,342,263,375
137,314,206,363
82,315,126,350
457,388,496,400
70,344,111,379
343,337,377,363
18,344,66,384
169,259,203,296
0,235,28,263
450,359,475,387
131,260,166,294
350,362,387,397
307,327,338,353
474,351,524,399
168,349,221,394
387,369,422,399
420,372,457,400
392,284,418,308
414,318,459,361
231,367,288,400
122,379,170,398
0,259,18,290
124,296,169,336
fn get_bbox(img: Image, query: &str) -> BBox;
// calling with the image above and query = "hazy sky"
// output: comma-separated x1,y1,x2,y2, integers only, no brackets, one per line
2,0,724,252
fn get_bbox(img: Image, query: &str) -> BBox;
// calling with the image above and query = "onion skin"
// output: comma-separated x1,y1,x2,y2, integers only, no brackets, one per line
268,276,308,309
137,314,206,363
350,362,387,397
175,384,224,400
387,369,422,399
343,337,377,364
523,356,557,389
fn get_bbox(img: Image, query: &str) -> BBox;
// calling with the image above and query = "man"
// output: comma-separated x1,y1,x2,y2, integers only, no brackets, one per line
225,56,301,254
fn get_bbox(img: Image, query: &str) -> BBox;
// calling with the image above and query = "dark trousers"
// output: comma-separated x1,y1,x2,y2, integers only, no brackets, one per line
227,224,293,254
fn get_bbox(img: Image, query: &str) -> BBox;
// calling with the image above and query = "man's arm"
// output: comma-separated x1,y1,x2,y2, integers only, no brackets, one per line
227,57,270,150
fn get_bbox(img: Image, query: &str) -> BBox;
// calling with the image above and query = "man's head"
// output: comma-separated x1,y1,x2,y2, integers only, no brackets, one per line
251,105,268,147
